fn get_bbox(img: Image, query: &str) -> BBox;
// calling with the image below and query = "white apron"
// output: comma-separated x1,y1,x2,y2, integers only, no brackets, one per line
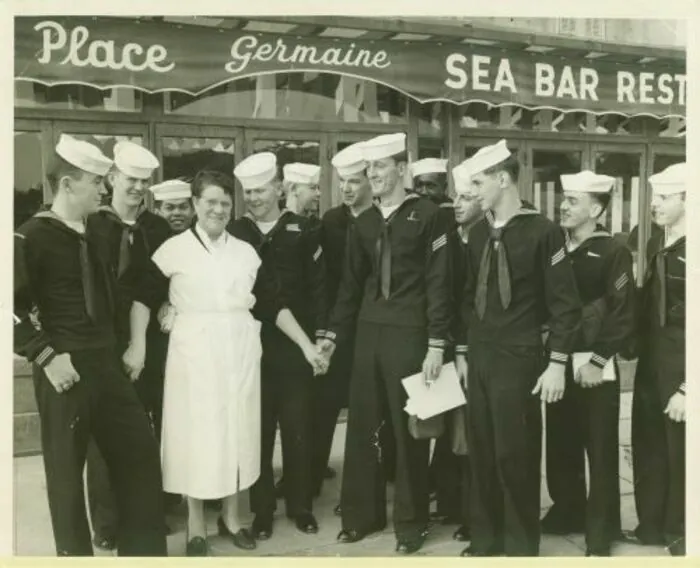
152,228,264,499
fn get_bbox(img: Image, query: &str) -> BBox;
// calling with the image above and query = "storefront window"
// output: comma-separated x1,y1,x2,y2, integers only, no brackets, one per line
164,73,408,124
417,102,444,137
15,131,45,227
459,102,501,129
161,137,236,180
15,83,143,112
531,149,583,223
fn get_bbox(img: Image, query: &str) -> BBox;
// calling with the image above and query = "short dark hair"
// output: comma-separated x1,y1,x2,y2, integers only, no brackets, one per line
391,151,408,165
590,192,612,216
483,153,520,184
192,170,235,200
46,155,86,195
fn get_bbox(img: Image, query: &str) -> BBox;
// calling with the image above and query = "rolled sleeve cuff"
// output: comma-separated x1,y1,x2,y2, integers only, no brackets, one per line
590,353,609,369
33,345,57,368
428,338,445,351
550,351,568,365
455,345,468,355
315,329,330,341
324,330,337,343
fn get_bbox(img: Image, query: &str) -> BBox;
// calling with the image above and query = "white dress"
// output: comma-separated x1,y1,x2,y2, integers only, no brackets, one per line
152,226,265,499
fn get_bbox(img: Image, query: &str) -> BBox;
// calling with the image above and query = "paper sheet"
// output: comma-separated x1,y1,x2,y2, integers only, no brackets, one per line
401,362,466,420
572,352,616,382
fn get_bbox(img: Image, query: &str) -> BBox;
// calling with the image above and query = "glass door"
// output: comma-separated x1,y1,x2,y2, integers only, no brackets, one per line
15,119,51,227
527,142,586,224
52,121,149,207
591,144,646,283
155,123,242,214
244,130,328,216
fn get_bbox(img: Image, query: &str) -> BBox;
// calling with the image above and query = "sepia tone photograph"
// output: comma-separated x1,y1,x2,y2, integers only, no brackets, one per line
11,13,688,558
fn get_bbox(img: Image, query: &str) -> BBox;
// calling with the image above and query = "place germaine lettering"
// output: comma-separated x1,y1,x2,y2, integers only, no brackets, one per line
34,20,175,73
225,35,392,74
444,53,686,106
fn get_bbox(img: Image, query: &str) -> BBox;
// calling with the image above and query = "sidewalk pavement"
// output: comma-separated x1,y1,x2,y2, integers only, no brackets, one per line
13,392,670,557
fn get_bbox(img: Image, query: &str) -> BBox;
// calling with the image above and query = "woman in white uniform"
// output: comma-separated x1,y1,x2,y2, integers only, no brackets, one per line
124,170,326,556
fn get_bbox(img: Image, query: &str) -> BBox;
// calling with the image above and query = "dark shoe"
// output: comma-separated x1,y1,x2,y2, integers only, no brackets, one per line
217,517,257,550
619,528,665,546
396,531,427,555
186,536,208,556
324,466,337,479
274,477,285,499
460,544,503,557
334,504,342,516
92,534,116,551
337,523,386,543
292,512,318,534
252,514,274,540
453,525,470,541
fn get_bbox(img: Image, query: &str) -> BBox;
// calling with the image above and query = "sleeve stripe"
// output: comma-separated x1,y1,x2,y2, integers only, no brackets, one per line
14,232,26,239
34,346,55,366
591,353,608,367
550,351,568,363
13,313,21,325
428,338,446,348
313,246,323,262
325,331,337,342
455,345,468,354
551,248,566,266
432,234,448,252
615,273,629,291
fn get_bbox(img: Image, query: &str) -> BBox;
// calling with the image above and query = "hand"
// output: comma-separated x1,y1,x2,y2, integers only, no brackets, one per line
664,392,685,423
157,302,176,333
575,362,604,389
422,347,443,387
43,353,80,394
532,363,565,403
122,341,146,382
455,354,468,394
302,342,329,376
317,338,336,363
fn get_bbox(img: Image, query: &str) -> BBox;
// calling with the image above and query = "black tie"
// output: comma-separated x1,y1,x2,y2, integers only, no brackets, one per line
378,223,392,300
474,226,512,320
655,252,667,327
79,237,98,322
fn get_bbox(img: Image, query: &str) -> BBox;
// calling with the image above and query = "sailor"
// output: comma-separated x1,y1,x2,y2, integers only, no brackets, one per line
311,142,375,507
230,152,328,539
151,179,195,234
84,141,171,550
319,132,453,554
13,134,166,556
626,163,686,556
542,171,635,556
285,162,322,219
454,139,582,557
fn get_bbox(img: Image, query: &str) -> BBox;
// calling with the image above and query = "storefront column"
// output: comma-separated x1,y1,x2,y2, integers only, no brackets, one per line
443,105,461,198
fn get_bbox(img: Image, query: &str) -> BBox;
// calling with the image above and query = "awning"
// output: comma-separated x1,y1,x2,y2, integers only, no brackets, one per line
15,16,686,118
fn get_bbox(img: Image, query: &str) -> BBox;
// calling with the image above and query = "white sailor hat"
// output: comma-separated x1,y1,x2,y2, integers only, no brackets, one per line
55,134,113,177
113,141,159,179
283,163,321,185
464,139,512,176
560,170,615,194
410,158,448,178
149,179,192,201
362,133,407,162
451,161,473,194
234,152,278,190
649,162,686,195
332,143,367,177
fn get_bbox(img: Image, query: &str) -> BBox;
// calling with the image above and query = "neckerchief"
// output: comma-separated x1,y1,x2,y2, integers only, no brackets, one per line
474,206,538,320
648,235,685,328
98,205,149,278
375,194,419,300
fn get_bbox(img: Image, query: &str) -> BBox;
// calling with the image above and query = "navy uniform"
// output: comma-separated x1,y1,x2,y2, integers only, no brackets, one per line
326,134,453,551
630,164,686,555
456,141,582,557
544,171,635,556
230,154,328,535
13,135,166,556
84,143,171,548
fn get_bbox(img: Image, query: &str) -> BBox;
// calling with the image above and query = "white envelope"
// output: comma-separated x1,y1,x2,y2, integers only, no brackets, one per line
401,362,466,420
571,352,616,382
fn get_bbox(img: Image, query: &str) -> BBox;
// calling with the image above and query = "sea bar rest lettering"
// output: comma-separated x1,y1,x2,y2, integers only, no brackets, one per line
34,20,175,73
225,35,392,74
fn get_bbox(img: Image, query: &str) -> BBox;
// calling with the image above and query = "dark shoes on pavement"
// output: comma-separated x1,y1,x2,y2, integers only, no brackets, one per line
252,514,274,540
290,512,319,534
217,517,256,550
337,522,387,544
453,525,470,541
92,534,116,551
186,536,208,556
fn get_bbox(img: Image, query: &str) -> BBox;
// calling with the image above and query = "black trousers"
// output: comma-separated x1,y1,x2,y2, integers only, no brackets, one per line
631,359,685,552
86,342,167,540
310,338,353,495
340,323,431,540
250,335,315,518
430,420,471,525
545,360,621,552
33,348,166,556
467,342,544,557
